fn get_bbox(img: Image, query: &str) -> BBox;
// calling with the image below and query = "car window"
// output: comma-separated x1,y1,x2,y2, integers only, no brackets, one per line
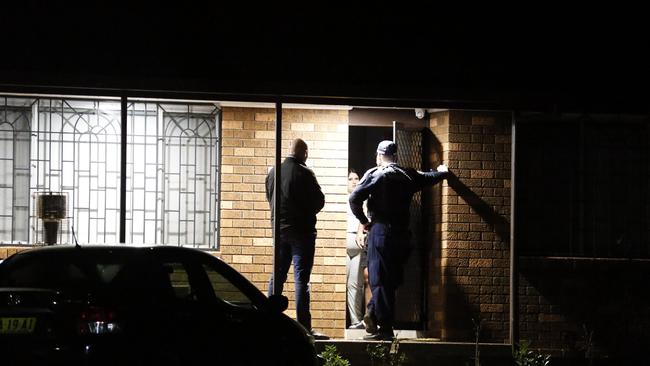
96,264,123,284
2,260,91,289
202,264,254,309
163,262,196,301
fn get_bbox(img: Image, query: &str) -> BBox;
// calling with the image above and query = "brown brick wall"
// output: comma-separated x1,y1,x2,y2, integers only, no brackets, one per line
0,246,27,259
219,107,349,337
427,111,450,338
431,110,511,342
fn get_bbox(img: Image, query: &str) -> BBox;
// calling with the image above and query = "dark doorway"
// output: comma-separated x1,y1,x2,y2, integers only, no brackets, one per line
347,124,432,331
346,126,392,329
348,126,392,174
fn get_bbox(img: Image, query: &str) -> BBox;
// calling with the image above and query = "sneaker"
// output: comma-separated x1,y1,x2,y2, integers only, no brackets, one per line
348,320,365,329
310,330,330,340
363,329,393,341
363,310,378,334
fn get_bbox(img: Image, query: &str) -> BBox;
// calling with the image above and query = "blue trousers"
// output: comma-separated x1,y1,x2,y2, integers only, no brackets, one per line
366,223,411,329
268,231,315,331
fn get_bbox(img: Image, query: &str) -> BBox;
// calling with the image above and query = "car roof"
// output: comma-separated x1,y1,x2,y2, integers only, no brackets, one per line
1,245,228,269
7,244,208,257
1,244,267,303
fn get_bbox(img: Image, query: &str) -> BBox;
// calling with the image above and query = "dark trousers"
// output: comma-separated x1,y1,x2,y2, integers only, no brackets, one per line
268,231,315,331
366,222,410,329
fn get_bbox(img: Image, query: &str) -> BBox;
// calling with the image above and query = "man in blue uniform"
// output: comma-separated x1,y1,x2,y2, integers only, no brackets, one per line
349,140,449,340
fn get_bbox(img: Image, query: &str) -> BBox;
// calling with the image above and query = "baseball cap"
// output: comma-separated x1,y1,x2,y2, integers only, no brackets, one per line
376,140,397,155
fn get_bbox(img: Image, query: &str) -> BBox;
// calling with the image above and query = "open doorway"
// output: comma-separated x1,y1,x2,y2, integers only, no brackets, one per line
346,108,434,335
346,125,392,331
348,126,393,176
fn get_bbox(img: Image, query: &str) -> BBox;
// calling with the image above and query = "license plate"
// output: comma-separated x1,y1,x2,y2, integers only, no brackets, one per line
0,317,37,334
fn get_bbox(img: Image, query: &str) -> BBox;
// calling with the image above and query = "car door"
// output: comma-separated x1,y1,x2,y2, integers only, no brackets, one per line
148,252,256,365
193,252,300,365
190,257,266,364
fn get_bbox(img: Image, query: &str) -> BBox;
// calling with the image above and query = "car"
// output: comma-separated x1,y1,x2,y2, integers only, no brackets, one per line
0,244,318,366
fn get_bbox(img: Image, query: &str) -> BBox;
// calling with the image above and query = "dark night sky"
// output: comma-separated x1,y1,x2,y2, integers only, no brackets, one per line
1,4,648,113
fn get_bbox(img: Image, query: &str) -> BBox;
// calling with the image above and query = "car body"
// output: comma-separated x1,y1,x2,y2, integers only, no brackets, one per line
0,245,317,366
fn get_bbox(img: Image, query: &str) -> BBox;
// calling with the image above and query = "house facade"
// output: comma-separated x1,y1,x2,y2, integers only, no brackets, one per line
1,93,649,360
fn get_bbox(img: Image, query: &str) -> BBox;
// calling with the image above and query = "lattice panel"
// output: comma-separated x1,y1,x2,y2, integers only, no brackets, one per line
394,125,425,328
126,102,219,248
0,97,33,244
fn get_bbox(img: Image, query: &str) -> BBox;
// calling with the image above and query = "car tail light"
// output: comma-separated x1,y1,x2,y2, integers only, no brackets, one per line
78,306,121,335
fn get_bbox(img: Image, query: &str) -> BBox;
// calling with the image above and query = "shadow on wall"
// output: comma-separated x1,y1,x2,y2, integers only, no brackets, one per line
428,131,510,342
442,266,482,341
519,258,650,361
422,129,443,337
446,175,510,243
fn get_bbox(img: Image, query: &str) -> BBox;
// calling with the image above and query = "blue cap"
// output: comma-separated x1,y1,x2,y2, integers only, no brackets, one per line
376,140,397,155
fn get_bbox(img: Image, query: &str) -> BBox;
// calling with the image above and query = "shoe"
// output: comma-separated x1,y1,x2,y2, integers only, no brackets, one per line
363,310,378,334
348,320,365,329
363,329,393,341
310,330,330,340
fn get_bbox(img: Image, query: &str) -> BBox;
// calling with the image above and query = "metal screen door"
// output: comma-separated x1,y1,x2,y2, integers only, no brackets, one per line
393,121,427,329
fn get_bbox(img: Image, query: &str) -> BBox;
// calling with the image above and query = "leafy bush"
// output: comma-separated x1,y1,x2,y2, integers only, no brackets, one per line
513,340,551,366
319,345,351,366
366,338,407,366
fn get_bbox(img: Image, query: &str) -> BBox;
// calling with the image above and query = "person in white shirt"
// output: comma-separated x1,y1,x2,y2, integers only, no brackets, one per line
346,168,367,329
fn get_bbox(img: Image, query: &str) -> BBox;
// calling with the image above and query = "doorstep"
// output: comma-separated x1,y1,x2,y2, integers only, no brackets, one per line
344,328,433,340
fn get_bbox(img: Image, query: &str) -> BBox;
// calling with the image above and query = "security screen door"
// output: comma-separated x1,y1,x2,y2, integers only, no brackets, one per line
393,121,428,329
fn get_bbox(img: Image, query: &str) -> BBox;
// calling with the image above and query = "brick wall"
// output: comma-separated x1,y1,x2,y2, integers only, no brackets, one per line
219,107,349,337
0,246,25,259
427,111,449,338
430,110,511,342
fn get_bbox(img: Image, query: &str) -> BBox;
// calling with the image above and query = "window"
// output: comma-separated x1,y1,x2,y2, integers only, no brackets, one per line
516,115,649,258
0,95,221,248
126,102,219,247
0,97,35,244
203,264,254,308
164,262,195,300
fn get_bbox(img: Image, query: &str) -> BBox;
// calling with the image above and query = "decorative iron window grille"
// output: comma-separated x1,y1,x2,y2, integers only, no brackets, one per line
0,96,221,249
0,97,32,244
42,99,121,244
126,102,220,248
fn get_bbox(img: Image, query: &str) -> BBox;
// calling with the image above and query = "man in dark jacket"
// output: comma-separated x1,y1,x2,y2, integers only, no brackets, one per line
266,138,325,336
349,140,449,340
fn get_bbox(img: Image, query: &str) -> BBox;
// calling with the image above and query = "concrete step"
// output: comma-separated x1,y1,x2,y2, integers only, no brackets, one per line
344,328,431,340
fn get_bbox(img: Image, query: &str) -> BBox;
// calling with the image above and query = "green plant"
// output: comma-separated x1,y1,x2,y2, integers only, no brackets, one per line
513,340,551,366
366,338,407,366
319,345,351,366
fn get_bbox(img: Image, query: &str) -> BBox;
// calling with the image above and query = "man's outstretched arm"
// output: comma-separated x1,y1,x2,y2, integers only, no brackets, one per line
420,164,450,185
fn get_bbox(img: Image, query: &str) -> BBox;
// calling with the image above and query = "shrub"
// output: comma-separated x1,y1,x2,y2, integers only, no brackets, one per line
513,340,551,366
320,345,351,366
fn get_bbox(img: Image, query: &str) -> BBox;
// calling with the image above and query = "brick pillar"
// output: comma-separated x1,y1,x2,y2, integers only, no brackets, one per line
429,110,511,342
